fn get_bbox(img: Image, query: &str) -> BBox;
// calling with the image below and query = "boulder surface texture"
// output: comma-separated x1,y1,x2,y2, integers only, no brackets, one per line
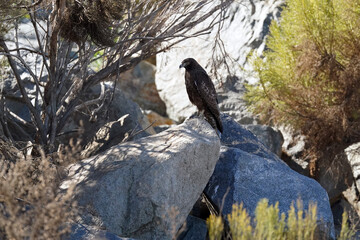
62,117,220,240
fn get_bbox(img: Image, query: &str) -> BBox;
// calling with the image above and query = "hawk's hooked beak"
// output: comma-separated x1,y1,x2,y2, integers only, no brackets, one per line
179,63,184,69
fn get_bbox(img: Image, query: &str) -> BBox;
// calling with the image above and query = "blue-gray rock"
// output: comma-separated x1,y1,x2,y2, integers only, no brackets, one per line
205,114,335,239
62,117,220,240
244,124,284,157
176,216,207,240
220,114,281,162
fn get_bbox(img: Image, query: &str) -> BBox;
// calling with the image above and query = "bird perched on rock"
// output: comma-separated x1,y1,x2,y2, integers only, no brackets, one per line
179,58,223,134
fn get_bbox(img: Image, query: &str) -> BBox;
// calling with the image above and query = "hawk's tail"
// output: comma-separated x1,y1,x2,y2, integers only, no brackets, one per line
204,111,223,134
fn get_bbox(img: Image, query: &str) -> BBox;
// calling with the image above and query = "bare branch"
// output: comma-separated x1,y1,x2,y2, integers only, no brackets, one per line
0,38,46,143
1,0,235,152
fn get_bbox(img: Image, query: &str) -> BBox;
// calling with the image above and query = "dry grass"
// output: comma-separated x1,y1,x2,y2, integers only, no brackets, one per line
0,141,78,240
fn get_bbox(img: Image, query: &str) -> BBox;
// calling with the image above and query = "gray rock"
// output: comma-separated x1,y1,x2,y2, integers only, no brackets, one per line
204,114,335,239
155,0,284,123
176,216,207,240
244,124,284,157
62,117,220,240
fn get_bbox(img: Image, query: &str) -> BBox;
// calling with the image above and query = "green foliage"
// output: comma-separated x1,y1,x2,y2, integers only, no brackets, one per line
338,211,355,240
254,199,286,239
246,0,360,160
227,203,252,240
286,200,317,240
206,214,224,240
207,198,355,240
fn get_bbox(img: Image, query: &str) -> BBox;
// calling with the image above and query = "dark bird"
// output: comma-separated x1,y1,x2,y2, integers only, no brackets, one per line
179,58,223,134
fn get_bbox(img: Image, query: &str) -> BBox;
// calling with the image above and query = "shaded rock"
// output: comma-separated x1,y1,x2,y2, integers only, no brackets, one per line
331,198,360,238
204,114,335,239
62,117,220,239
281,128,353,204
156,0,284,123
115,61,167,116
244,124,284,157
220,114,280,162
316,151,353,204
60,86,155,149
176,216,207,240
68,223,135,240
81,114,149,158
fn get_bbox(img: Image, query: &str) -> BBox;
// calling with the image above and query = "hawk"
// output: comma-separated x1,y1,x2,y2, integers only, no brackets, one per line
179,58,223,134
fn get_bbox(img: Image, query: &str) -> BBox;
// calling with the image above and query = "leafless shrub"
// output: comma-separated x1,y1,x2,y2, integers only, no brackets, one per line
0,0,234,153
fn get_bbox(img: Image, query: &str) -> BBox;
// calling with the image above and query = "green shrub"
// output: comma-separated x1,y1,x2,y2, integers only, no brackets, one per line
246,0,360,172
227,203,252,240
207,199,355,240
338,211,355,240
206,214,224,240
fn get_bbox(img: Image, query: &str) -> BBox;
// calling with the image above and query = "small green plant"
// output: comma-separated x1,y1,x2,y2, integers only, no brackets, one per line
286,200,317,240
254,199,286,239
207,198,356,240
227,203,252,240
206,214,224,240
338,211,355,240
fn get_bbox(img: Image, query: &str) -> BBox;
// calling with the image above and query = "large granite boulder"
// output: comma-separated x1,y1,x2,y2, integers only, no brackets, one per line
155,0,284,123
62,117,220,239
204,114,335,239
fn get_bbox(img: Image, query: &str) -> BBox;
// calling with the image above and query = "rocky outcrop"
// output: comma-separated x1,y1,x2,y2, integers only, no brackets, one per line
204,114,335,239
62,117,220,239
155,0,284,123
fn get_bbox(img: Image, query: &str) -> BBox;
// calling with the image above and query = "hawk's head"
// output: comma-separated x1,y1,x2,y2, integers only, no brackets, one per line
179,58,197,69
